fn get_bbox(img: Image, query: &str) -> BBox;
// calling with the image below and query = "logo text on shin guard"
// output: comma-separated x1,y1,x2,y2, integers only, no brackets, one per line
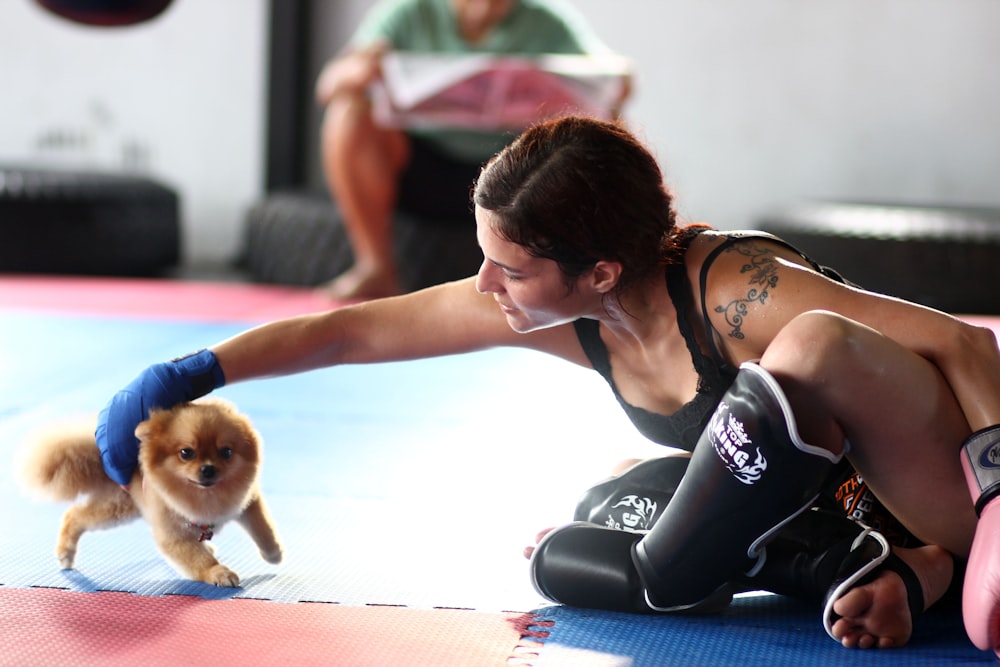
605,494,658,531
711,401,767,485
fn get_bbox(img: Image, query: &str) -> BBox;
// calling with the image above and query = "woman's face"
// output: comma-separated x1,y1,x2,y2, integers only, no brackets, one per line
475,206,594,333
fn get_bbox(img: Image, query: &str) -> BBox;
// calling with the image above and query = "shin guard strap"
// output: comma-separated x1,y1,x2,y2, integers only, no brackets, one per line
821,528,891,641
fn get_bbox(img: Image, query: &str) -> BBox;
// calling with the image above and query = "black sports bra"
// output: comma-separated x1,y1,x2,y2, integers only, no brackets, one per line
573,228,846,451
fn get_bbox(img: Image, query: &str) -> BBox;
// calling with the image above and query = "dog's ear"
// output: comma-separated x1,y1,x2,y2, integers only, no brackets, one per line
134,419,153,442
134,409,170,442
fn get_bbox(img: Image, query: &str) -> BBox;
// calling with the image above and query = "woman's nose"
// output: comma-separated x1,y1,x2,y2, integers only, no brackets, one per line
475,261,499,295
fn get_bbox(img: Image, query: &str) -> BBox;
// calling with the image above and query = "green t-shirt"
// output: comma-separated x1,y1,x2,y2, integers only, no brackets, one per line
350,0,613,162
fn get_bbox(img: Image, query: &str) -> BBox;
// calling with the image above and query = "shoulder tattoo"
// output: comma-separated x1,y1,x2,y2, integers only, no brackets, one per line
712,242,779,340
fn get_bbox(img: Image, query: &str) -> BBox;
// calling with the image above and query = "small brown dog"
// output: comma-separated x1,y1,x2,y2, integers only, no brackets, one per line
20,398,282,587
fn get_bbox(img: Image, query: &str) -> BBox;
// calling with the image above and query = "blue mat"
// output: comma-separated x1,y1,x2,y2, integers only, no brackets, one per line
1,307,993,665
0,311,642,611
532,596,987,666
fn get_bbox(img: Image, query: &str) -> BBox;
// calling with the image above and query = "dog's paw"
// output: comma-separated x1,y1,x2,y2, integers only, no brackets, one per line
204,564,240,588
56,548,76,570
260,543,283,565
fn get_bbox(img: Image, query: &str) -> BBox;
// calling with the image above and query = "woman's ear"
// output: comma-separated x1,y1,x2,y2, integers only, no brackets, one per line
590,260,623,294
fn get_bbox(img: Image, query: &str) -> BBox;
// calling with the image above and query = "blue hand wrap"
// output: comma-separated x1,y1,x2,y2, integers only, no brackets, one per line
95,349,226,485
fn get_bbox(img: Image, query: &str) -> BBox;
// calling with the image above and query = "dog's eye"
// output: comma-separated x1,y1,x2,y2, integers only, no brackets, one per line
219,447,233,460
179,448,196,461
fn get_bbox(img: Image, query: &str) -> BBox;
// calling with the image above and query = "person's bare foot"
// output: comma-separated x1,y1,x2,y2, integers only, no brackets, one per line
831,544,953,649
320,263,400,300
523,527,556,560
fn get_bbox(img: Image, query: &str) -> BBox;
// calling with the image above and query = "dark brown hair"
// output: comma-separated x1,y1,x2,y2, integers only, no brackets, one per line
473,116,681,297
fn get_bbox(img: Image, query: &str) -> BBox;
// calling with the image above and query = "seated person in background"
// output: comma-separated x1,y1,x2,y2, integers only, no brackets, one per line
314,0,630,300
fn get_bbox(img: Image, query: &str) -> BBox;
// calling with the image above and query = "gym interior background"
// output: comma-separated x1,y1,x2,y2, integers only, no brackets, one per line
1,0,999,308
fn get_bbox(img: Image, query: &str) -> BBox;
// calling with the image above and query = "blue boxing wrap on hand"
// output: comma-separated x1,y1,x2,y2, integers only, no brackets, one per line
95,349,226,485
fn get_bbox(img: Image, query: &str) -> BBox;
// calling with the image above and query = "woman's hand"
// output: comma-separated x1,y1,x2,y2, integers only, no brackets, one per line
95,349,225,485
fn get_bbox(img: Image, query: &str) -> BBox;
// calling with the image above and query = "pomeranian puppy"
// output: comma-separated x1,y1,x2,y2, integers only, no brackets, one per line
20,398,282,587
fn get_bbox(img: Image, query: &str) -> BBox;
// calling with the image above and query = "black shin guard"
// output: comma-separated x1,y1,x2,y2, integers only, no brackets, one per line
566,427,907,641
633,362,842,610
572,462,896,617
530,523,654,614
530,455,727,614
737,508,895,642
531,362,842,614
573,456,689,531
741,509,884,601
530,522,734,614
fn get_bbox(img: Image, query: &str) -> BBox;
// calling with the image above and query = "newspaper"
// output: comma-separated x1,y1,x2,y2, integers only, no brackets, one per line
371,52,630,130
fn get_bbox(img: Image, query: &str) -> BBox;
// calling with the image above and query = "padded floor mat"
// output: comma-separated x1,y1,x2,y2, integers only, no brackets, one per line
2,276,998,665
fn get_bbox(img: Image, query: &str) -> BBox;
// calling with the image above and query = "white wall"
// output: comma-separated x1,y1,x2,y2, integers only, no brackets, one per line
2,1,997,271
310,0,1000,230
0,0,268,265
570,0,1000,228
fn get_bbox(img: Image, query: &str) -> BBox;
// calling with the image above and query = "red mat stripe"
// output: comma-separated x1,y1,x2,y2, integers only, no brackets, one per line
2,275,997,333
0,275,338,322
0,587,545,667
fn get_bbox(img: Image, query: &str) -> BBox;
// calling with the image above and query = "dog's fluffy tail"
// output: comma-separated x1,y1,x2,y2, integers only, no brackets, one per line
19,418,115,501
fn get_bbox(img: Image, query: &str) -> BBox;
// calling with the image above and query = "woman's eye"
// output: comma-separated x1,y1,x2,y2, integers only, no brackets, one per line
179,448,195,461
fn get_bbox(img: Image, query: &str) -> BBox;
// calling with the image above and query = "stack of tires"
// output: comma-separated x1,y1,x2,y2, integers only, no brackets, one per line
241,190,482,292
0,166,179,276
758,201,1000,314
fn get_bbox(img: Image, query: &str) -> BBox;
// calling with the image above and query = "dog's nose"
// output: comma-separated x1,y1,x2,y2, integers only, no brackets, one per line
200,464,217,479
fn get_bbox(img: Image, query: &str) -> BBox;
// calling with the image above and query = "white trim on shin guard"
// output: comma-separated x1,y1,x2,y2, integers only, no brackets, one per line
741,363,843,564
633,362,843,610
821,527,890,641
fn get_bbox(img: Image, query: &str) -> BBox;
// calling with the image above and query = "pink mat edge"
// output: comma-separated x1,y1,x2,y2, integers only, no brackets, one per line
0,274,344,322
0,586,555,667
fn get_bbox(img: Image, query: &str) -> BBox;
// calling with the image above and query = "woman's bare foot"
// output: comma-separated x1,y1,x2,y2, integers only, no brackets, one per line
831,544,953,649
320,263,400,300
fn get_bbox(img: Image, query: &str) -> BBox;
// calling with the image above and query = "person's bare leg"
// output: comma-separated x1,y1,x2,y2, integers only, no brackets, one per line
759,311,976,554
759,310,975,647
319,91,409,299
831,544,954,648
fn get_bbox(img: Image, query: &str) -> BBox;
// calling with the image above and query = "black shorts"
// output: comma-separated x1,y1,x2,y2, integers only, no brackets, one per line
397,135,483,225
818,459,922,548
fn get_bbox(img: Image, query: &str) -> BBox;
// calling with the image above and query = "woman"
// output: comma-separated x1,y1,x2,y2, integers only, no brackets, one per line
97,116,1000,650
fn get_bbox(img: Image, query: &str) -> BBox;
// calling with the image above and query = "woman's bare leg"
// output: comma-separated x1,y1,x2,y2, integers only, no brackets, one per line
759,310,975,646
319,91,409,300
759,310,975,552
